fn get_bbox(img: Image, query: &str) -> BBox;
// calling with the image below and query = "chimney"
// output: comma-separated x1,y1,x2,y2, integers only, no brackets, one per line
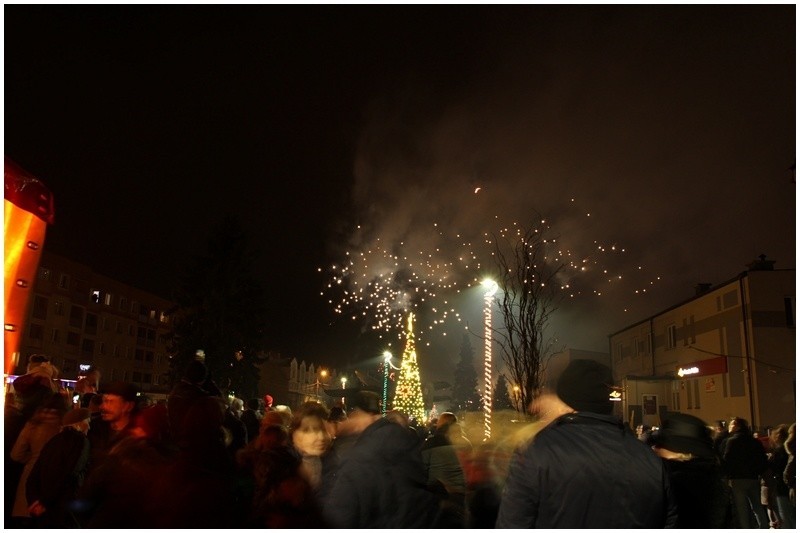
747,254,776,271
695,283,712,296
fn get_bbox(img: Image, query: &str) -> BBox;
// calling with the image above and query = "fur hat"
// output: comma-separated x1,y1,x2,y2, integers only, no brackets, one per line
556,359,614,414
652,413,715,459
63,408,91,426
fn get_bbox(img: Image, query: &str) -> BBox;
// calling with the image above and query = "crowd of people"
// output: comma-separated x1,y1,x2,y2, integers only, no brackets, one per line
3,355,796,528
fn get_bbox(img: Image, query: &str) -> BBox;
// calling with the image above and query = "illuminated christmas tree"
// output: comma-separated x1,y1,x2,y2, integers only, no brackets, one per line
392,312,426,423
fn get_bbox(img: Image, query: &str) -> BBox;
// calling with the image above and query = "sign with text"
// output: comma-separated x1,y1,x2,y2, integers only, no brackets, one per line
676,356,727,379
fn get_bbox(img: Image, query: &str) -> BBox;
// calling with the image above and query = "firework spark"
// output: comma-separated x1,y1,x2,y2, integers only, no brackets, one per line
320,197,664,343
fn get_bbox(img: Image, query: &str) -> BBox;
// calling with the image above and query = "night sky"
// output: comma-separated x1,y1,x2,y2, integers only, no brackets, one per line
5,6,796,383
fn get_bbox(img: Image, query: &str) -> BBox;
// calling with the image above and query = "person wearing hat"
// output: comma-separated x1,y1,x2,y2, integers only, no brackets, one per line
651,413,729,528
496,359,677,528
87,381,139,476
322,390,457,528
24,408,91,528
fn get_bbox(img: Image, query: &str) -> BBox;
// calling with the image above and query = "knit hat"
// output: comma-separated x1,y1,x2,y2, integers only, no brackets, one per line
652,413,715,459
63,408,91,426
556,359,614,414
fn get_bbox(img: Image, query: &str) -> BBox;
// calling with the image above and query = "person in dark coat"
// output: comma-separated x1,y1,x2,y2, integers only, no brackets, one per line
722,416,770,528
651,412,730,528
421,411,467,524
766,424,794,529
86,381,138,476
496,359,678,528
223,397,247,456
240,398,263,443
321,391,450,528
25,408,91,528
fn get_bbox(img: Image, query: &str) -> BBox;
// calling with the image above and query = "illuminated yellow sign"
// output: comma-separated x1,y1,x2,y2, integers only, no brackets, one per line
677,366,700,377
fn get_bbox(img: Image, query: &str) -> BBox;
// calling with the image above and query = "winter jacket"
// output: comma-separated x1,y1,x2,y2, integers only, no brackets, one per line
10,409,62,517
322,417,446,528
421,427,467,496
25,427,90,528
496,411,678,528
722,431,768,479
767,445,791,497
663,457,730,528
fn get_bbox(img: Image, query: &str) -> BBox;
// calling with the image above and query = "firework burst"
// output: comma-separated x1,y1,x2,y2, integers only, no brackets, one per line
320,197,664,344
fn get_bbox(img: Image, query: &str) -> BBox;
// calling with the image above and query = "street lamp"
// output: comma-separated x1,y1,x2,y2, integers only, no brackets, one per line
315,369,328,398
341,376,347,407
382,350,392,415
482,278,498,441
512,384,521,413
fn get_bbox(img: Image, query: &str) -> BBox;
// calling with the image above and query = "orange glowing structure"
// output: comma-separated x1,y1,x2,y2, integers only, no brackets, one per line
4,157,54,375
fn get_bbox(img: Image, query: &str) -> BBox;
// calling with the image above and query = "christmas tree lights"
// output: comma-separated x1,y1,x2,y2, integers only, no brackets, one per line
392,313,426,423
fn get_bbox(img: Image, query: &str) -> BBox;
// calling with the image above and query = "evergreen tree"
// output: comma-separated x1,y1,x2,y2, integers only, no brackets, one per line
493,374,515,411
165,215,267,399
392,313,426,424
451,333,483,412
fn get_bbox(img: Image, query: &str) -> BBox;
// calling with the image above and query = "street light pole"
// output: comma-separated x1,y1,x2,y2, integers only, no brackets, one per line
482,279,498,441
341,376,347,407
382,350,391,415
316,369,328,400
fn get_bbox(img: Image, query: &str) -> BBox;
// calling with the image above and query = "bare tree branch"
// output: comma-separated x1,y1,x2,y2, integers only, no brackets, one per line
485,219,566,415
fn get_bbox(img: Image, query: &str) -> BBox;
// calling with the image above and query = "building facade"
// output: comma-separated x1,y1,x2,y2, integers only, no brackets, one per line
9,251,175,395
256,352,341,411
609,257,795,432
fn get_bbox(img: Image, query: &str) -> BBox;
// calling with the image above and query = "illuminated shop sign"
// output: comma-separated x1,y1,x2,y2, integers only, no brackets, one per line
676,356,727,378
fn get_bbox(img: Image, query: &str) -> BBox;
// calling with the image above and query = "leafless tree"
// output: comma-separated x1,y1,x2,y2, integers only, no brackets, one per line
485,220,566,417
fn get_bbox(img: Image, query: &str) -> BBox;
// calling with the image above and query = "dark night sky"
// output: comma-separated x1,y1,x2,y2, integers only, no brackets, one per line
5,6,796,383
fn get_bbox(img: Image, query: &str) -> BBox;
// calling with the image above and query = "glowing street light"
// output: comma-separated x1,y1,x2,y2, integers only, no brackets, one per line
482,278,498,441
341,376,347,407
513,384,521,413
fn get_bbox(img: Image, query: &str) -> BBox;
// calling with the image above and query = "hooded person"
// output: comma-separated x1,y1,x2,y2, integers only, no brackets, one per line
496,359,677,528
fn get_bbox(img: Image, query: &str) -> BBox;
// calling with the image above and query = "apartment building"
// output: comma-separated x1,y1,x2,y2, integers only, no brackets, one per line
9,251,174,395
609,256,795,431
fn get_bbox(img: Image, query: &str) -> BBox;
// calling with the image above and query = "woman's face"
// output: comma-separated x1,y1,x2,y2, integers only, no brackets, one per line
292,415,331,457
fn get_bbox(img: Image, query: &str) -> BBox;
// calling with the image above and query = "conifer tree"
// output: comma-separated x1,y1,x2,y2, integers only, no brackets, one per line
451,333,483,412
392,313,426,423
493,374,515,411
